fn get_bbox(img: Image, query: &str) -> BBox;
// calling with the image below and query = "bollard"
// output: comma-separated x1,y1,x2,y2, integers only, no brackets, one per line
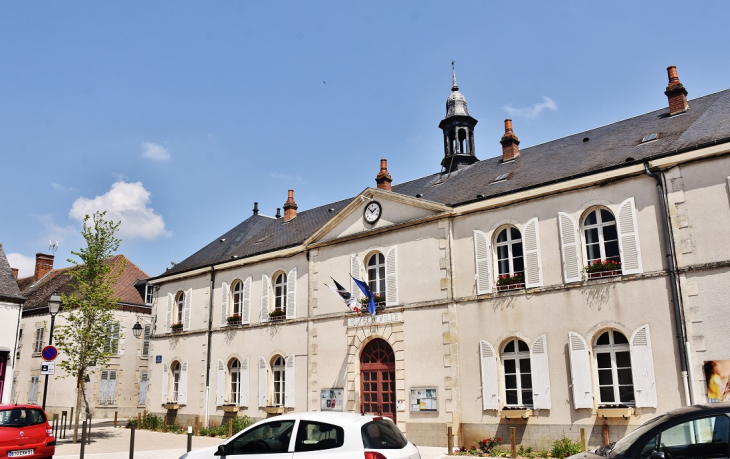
80,421,87,458
114,411,118,428
129,424,136,459
138,412,142,428
581,427,587,452
510,427,517,458
69,408,74,433
447,426,453,456
187,426,193,452
228,421,233,438
87,414,92,444
603,424,610,446
52,414,59,439
61,410,67,439
194,419,199,436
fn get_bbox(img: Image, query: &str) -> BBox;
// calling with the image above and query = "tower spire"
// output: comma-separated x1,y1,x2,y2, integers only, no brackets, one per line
451,60,458,91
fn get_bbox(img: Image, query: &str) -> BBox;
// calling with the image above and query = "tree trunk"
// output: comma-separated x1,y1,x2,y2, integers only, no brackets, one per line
72,372,83,442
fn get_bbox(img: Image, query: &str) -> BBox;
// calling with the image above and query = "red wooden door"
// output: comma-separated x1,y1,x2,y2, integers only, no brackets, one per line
360,339,396,421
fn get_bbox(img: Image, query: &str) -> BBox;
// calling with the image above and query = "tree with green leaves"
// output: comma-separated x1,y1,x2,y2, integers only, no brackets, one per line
55,211,126,442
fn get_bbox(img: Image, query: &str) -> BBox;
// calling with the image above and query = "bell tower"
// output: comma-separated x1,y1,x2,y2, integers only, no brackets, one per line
439,62,479,172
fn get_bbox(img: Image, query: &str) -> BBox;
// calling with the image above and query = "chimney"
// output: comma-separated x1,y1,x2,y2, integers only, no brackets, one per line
252,202,259,215
11,268,18,279
665,65,689,115
276,208,281,219
34,253,54,282
375,159,393,191
500,119,520,161
283,190,298,222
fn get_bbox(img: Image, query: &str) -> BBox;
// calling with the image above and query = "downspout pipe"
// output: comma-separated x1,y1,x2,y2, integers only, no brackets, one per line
204,266,216,427
644,163,691,405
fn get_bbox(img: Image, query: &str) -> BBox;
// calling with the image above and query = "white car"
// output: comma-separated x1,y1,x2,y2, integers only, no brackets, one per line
180,412,421,459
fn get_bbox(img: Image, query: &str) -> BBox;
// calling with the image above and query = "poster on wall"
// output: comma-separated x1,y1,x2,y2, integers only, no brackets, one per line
703,360,730,402
409,387,438,412
320,388,344,411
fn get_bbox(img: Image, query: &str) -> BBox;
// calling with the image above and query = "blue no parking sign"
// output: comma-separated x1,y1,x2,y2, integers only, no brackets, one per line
42,345,58,361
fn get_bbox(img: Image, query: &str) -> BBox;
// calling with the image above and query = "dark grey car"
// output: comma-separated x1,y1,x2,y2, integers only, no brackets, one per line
575,404,730,459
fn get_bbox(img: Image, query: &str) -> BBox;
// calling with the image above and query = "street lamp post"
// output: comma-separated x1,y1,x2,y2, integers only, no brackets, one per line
41,291,62,411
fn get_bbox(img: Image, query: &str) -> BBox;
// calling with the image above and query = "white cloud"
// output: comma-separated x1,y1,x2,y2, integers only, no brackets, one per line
141,142,171,161
503,96,558,118
51,182,76,192
69,181,171,240
6,253,35,278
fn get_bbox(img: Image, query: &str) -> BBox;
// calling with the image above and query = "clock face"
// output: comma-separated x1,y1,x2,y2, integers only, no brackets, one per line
363,201,382,224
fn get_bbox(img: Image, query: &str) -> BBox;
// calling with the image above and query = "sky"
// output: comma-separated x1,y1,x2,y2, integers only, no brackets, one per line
2,1,730,279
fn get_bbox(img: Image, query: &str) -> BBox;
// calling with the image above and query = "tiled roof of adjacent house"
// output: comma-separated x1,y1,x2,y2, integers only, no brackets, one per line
0,244,24,303
19,254,149,312
154,89,730,279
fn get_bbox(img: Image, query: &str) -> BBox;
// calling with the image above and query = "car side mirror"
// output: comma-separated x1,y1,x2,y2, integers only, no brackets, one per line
215,444,231,456
651,451,665,459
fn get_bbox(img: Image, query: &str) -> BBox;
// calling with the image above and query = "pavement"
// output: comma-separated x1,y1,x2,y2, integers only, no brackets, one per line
54,419,451,459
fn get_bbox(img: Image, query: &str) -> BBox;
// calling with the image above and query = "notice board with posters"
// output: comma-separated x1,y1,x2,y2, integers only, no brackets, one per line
410,387,438,412
320,388,344,411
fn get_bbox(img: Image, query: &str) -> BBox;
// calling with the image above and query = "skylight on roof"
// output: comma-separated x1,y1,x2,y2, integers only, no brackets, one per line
641,133,659,143
492,173,511,183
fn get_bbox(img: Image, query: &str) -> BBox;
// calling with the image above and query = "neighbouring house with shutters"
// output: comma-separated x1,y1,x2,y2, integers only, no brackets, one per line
12,253,154,418
0,244,24,404
144,65,730,448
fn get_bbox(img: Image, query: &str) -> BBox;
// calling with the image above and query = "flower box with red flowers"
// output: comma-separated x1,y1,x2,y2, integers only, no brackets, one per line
171,323,183,332
496,274,525,292
585,259,622,279
226,314,242,326
359,294,386,308
268,309,286,321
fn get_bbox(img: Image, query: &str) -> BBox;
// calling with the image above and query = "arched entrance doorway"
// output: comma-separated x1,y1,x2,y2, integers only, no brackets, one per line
360,338,396,421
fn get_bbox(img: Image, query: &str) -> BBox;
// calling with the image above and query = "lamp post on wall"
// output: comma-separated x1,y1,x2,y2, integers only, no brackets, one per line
41,291,62,411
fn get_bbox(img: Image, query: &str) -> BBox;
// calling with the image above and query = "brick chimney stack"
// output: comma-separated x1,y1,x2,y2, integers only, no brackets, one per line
34,253,54,282
375,159,393,191
665,65,689,116
11,268,18,279
500,119,520,161
283,190,298,222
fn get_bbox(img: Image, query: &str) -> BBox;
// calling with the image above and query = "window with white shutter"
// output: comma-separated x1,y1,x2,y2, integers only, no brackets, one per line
258,356,268,407
385,247,398,306
33,327,44,355
474,230,492,294
594,329,634,406
523,218,543,288
240,357,249,407
286,268,297,319
98,369,117,405
617,197,643,275
558,212,583,283
183,288,192,331
242,277,252,324
229,359,241,406
630,324,657,408
216,358,226,406
104,322,120,355
479,340,499,410
351,254,363,300
284,354,295,408
568,331,594,409
141,325,151,358
260,274,270,323
28,376,39,404
139,371,148,406
530,334,551,409
220,281,229,327
501,338,533,407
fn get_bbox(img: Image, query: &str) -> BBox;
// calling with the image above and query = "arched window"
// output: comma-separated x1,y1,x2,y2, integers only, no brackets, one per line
171,361,181,403
231,281,243,316
501,338,532,407
495,227,524,278
274,273,287,313
594,330,633,405
229,359,241,405
367,253,386,298
175,292,185,324
583,209,620,265
458,129,467,153
272,356,286,406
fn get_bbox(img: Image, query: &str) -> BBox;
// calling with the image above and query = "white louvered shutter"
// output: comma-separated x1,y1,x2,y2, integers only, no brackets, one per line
558,212,583,283
99,370,110,405
351,254,362,299
258,356,268,407
523,218,543,288
285,354,295,408
139,371,148,406
479,340,499,410
474,231,492,294
220,282,229,327
260,274,270,323
240,357,249,407
617,197,643,275
166,293,173,333
178,360,188,405
216,359,225,406
242,277,252,324
161,362,169,403
568,331,593,409
385,247,398,306
530,334,551,409
286,268,297,319
183,288,192,331
630,324,657,408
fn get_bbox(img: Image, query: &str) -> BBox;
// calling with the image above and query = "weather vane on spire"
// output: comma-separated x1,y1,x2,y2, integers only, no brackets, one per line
451,60,458,90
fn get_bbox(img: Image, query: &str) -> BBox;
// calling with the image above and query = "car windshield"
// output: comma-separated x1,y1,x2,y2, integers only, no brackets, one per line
610,414,666,457
361,419,408,450
0,408,47,427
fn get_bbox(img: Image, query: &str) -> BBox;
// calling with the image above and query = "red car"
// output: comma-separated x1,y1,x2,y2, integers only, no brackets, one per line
0,404,55,458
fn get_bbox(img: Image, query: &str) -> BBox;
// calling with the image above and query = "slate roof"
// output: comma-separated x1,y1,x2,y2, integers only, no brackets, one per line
18,254,149,313
0,243,24,303
155,89,730,279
